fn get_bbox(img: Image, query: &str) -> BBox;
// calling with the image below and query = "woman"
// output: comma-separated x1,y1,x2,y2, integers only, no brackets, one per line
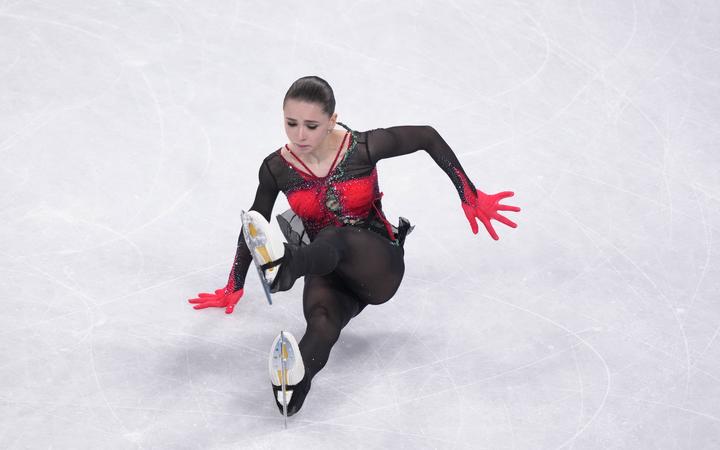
188,76,520,416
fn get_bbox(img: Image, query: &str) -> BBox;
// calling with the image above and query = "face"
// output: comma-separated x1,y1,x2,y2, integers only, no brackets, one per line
283,99,337,154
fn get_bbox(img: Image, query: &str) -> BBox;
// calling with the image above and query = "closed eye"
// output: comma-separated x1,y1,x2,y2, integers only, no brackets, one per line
287,123,318,130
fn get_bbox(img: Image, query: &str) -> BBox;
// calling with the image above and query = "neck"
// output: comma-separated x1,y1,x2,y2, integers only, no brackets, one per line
305,131,339,164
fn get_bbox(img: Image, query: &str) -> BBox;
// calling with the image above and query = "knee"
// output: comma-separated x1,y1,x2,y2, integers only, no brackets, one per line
367,280,402,305
364,262,404,304
306,304,330,322
305,306,342,341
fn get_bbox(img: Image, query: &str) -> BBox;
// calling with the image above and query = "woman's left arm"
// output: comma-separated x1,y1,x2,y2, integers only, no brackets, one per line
366,125,520,240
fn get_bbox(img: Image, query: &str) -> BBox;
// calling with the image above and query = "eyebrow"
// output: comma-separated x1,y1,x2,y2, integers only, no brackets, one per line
285,117,319,124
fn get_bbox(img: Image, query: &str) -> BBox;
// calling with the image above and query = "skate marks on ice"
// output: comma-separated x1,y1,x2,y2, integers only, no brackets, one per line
3,0,720,447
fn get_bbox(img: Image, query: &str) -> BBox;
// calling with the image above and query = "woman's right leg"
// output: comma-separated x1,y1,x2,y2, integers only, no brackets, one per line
274,226,405,305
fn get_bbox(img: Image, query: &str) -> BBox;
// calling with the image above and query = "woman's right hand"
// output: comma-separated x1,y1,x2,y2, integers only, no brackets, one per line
188,288,244,314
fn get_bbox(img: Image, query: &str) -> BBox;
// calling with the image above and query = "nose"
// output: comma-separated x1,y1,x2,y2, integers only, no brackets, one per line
297,127,306,141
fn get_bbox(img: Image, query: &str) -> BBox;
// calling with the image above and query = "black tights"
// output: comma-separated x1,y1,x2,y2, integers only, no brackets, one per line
287,226,405,382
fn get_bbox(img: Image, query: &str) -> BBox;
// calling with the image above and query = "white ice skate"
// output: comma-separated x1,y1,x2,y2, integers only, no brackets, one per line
269,331,305,427
240,210,286,305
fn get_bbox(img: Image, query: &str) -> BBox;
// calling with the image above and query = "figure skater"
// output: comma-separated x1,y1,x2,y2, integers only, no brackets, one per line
188,75,520,416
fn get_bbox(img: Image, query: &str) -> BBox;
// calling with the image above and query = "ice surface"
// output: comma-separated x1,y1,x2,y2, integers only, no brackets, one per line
1,0,719,448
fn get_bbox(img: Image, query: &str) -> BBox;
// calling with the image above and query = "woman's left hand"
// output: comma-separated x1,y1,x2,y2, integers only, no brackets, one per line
461,190,520,240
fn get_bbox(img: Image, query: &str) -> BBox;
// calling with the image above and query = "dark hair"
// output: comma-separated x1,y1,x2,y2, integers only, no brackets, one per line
283,76,336,117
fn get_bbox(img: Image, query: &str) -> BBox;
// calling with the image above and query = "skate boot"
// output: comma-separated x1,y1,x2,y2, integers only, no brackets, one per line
269,331,311,420
269,242,301,294
241,210,286,304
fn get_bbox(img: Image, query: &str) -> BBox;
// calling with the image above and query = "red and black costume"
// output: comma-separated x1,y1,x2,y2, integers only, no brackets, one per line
189,121,519,415
224,122,479,295
221,122,490,415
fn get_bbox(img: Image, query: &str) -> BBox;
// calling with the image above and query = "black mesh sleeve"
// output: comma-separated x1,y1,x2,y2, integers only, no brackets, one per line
366,125,478,203
224,159,279,293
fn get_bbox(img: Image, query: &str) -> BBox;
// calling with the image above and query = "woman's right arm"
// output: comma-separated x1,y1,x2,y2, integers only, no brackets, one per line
189,159,280,313
225,160,280,293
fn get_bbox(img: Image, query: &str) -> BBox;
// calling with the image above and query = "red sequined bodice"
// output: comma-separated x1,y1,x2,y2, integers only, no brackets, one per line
276,130,386,239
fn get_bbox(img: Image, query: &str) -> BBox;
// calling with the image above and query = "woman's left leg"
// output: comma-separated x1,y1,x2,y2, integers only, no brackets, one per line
274,227,406,415
281,273,365,415
299,273,365,381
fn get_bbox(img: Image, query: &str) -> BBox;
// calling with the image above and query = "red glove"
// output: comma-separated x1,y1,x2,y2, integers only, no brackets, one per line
188,288,243,314
462,190,520,240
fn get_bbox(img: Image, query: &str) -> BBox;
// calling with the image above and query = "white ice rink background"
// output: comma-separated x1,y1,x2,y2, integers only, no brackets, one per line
1,0,719,448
